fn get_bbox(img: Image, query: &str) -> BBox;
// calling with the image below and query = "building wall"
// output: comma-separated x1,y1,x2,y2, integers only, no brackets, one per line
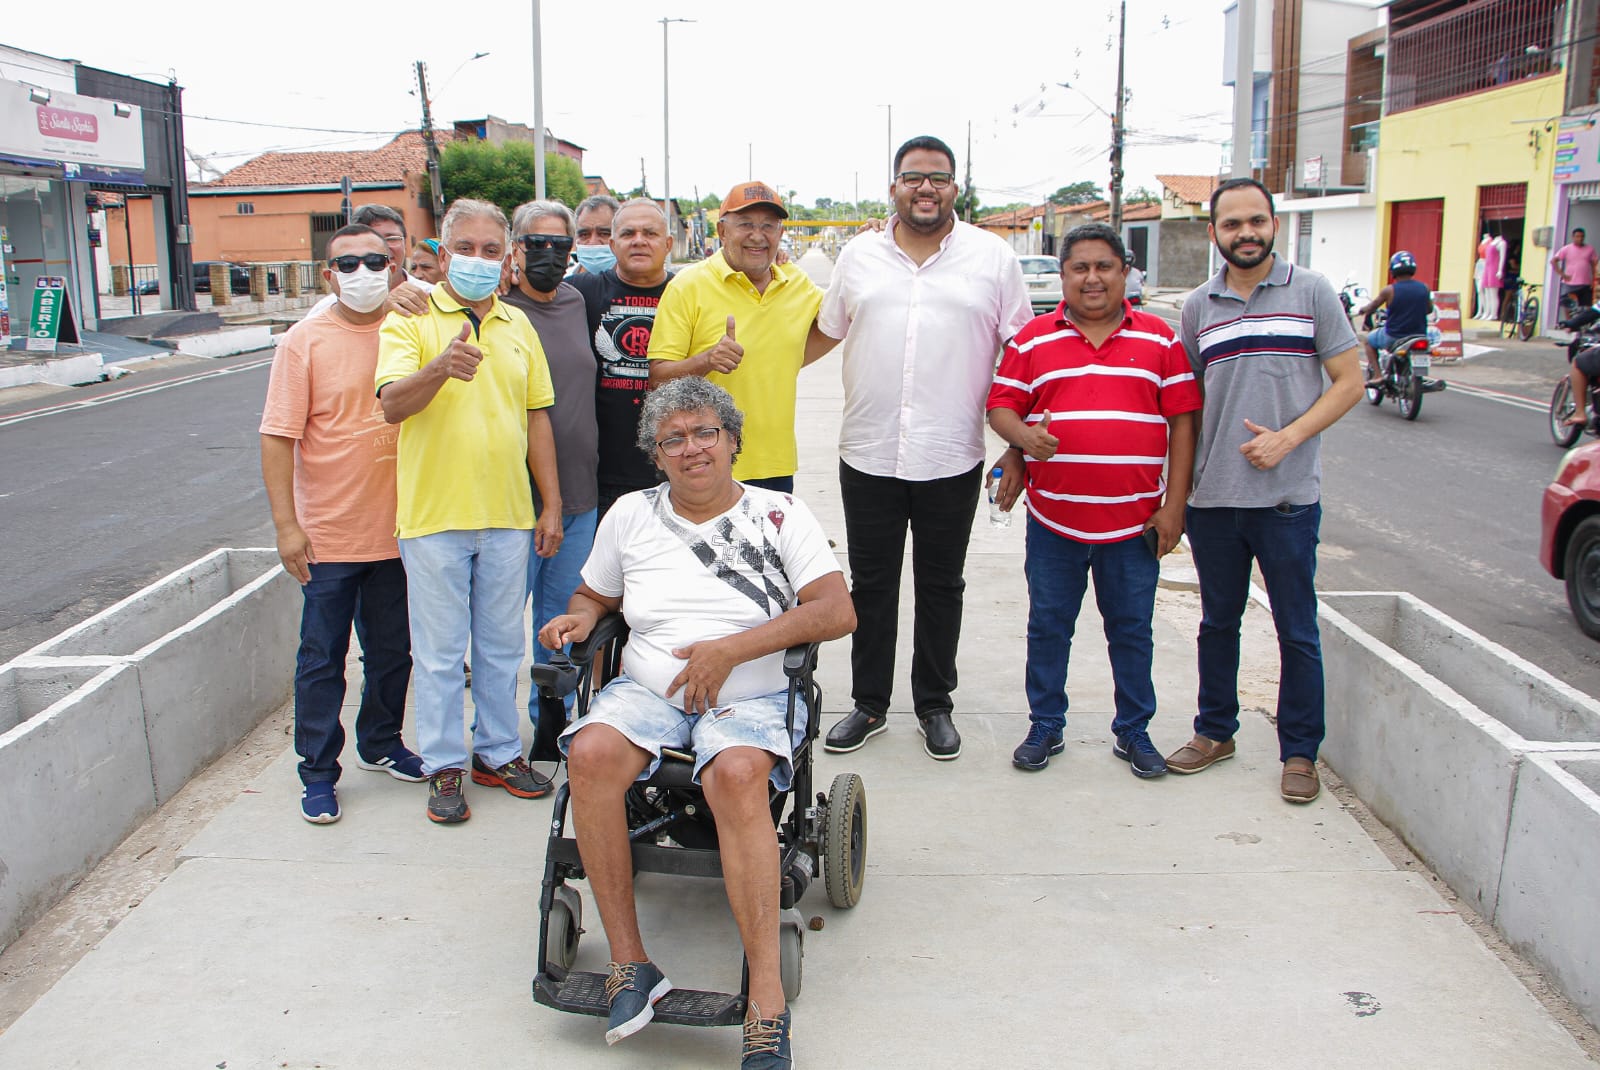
1156,220,1214,289
187,186,431,262
1293,0,1383,193
1374,74,1563,317
1279,192,1378,289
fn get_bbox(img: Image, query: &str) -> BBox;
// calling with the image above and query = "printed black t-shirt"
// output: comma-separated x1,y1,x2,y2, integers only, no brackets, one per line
568,268,671,492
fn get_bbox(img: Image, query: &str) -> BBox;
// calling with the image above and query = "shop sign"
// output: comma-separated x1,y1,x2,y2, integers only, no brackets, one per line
0,81,144,170
1432,292,1462,359
26,277,80,352
1554,114,1600,186
0,226,9,339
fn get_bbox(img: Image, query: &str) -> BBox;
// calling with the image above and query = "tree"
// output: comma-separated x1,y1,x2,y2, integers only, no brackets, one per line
955,184,981,223
438,140,587,217
1125,185,1160,205
1048,181,1103,206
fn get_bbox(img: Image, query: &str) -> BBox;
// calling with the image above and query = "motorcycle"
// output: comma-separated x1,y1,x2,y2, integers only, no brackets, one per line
1550,308,1600,446
1339,279,1385,332
1365,333,1445,420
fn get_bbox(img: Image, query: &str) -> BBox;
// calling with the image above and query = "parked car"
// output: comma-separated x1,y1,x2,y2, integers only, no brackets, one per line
1540,439,1600,638
134,279,160,295
192,261,278,296
1019,254,1062,314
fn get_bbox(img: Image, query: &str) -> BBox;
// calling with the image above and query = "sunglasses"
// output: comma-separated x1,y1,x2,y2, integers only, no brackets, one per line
327,253,391,273
521,234,575,253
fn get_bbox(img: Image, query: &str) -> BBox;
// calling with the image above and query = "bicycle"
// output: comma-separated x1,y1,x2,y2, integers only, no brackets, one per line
1500,279,1541,341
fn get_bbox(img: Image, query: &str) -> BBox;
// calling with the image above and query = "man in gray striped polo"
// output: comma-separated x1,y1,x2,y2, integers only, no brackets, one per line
1165,177,1363,804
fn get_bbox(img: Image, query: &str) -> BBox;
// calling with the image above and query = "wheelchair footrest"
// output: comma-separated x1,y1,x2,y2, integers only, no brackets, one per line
534,970,747,1027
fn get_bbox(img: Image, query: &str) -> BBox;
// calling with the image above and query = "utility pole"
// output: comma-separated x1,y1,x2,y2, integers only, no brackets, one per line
964,120,974,223
532,0,546,200
1231,0,1256,178
415,61,444,232
661,17,694,253
1109,0,1127,232
881,104,893,180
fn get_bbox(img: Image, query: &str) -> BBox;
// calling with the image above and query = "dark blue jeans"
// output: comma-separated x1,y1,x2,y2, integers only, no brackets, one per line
1023,517,1159,737
743,475,794,493
1185,503,1324,761
295,558,412,786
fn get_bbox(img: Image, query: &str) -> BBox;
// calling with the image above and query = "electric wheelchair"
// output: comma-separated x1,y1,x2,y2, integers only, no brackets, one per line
529,612,868,1028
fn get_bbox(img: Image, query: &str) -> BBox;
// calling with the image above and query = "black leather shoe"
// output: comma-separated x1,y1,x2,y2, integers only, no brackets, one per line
824,708,887,753
916,711,961,760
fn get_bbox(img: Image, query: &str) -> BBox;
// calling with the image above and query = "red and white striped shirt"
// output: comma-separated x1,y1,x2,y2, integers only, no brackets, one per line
986,304,1201,543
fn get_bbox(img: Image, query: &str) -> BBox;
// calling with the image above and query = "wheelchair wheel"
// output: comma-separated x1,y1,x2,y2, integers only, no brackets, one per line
544,885,582,973
779,911,804,1001
823,772,867,909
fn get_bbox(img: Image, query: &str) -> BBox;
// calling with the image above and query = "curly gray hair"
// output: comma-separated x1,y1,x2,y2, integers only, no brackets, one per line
636,377,744,460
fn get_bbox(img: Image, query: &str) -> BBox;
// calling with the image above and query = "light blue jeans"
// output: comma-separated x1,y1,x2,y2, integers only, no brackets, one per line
399,528,530,776
527,508,599,725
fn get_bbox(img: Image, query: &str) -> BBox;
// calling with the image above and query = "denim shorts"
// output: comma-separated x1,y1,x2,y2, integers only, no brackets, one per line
558,674,808,791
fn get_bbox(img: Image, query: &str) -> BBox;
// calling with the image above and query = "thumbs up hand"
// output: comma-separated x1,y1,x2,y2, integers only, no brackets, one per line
700,314,745,374
1022,408,1059,461
435,321,483,382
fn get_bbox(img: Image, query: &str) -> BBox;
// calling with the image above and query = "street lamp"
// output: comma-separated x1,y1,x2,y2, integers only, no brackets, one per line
877,103,893,182
662,16,696,255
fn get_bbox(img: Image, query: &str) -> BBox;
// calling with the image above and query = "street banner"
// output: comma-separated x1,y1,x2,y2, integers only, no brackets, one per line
1432,291,1462,359
26,276,81,352
0,225,9,339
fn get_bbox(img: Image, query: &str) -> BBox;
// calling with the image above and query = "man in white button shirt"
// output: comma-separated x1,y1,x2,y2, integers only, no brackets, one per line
809,135,1032,761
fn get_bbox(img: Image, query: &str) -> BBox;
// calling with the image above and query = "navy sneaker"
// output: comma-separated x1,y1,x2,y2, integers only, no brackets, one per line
1113,731,1169,778
742,1002,793,1069
300,781,340,824
1012,723,1065,771
356,744,426,782
604,960,671,1045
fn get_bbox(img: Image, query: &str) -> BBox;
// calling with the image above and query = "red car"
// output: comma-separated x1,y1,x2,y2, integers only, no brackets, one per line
1541,440,1600,638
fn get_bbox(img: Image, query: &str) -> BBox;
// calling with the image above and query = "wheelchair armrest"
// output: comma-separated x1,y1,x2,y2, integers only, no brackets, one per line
570,612,630,667
783,642,819,679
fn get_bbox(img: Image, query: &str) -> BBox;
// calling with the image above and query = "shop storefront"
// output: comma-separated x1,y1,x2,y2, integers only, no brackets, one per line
1551,111,1600,318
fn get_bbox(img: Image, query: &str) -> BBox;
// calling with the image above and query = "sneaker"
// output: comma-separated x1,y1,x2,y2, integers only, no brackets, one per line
1281,757,1321,803
916,710,961,760
426,768,470,824
604,960,672,1046
741,1002,793,1069
300,781,340,824
470,754,553,799
356,744,426,782
1012,723,1065,771
823,708,887,753
1113,731,1169,778
1165,734,1236,774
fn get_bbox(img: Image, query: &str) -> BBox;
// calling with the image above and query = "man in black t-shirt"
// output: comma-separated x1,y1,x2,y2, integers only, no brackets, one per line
566,198,675,517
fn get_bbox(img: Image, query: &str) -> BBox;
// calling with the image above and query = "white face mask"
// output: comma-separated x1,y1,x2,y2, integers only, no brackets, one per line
335,266,389,313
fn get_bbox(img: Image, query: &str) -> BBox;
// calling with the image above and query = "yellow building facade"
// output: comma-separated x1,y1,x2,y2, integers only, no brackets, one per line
1375,74,1562,326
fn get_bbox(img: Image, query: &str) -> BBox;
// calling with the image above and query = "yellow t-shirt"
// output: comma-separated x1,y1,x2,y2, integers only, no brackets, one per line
646,252,822,480
374,286,555,539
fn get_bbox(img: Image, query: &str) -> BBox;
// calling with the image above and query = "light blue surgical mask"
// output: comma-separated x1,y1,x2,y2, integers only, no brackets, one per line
446,252,504,302
574,244,617,274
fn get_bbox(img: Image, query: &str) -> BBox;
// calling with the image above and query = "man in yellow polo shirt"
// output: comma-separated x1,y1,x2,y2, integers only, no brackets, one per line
375,197,564,825
647,181,827,491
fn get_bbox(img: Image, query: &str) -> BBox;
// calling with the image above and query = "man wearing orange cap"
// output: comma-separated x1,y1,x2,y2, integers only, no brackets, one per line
647,181,826,492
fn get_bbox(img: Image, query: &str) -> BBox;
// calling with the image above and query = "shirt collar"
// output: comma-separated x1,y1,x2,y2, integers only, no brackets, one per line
1055,299,1136,333
430,282,513,321
710,248,792,290
1206,253,1292,297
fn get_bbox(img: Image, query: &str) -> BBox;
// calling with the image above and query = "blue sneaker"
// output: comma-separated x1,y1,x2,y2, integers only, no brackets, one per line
742,1002,793,1069
604,960,671,1045
1012,723,1065,771
357,744,426,782
300,782,340,824
1113,731,1169,778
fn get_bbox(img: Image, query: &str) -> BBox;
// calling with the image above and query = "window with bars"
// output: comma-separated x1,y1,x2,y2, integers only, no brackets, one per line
235,202,254,215
1386,0,1562,115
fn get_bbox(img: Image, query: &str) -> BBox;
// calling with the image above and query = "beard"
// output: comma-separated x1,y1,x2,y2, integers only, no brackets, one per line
1219,233,1274,269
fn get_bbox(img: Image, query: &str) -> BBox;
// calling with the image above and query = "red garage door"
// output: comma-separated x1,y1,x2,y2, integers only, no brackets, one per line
1389,198,1443,289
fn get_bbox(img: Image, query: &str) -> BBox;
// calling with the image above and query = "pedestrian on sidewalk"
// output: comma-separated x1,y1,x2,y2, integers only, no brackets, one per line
1167,177,1363,804
987,223,1199,776
375,198,565,825
1553,227,1599,311
259,223,422,824
811,135,1033,761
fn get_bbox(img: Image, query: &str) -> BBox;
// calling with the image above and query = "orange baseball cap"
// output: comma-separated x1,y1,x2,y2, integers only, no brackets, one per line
720,181,788,218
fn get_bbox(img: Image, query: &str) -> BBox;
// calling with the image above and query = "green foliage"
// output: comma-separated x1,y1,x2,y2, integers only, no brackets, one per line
1048,181,1103,206
438,140,586,217
1124,185,1160,205
955,185,981,223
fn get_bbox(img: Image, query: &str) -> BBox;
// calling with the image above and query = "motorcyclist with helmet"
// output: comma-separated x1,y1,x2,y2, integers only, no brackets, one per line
1357,250,1433,387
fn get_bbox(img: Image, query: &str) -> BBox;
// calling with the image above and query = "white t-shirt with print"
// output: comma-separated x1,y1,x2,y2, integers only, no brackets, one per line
582,483,841,706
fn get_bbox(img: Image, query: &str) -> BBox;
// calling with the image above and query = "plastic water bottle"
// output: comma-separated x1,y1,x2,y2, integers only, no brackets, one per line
988,467,1011,529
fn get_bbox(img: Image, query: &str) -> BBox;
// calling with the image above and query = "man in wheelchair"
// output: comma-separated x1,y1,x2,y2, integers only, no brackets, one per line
537,377,855,1069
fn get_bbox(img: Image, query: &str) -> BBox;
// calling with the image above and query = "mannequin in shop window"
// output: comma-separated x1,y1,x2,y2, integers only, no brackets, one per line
1475,234,1490,319
1483,232,1506,321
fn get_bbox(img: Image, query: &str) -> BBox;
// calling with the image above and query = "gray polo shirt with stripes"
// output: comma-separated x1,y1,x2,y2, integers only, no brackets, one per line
1180,255,1357,509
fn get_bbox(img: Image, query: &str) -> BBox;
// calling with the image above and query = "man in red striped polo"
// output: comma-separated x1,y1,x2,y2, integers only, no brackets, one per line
986,222,1200,777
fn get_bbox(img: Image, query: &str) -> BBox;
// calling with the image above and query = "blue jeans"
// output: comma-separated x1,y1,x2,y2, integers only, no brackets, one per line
744,475,794,493
1023,517,1159,738
398,528,530,775
294,559,411,786
1186,503,1324,761
527,508,598,724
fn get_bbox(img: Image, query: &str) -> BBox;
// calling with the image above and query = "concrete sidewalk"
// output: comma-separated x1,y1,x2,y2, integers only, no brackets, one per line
0,362,1594,1068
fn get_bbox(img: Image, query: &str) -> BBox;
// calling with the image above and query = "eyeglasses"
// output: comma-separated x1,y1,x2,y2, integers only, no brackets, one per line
896,171,955,190
725,217,782,237
655,425,723,457
521,234,575,253
327,253,392,273
576,227,612,241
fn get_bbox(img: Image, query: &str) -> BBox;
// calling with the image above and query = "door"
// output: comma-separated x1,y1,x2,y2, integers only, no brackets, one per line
1389,198,1443,288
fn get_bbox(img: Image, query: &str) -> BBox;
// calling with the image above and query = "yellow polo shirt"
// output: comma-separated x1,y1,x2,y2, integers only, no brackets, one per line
375,286,555,539
647,251,822,480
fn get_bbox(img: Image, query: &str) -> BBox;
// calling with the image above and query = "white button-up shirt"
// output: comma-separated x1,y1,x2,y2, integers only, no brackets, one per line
819,218,1032,481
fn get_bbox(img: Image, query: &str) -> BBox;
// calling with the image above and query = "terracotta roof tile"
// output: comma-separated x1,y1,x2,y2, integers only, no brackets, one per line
198,131,454,188
1155,173,1219,206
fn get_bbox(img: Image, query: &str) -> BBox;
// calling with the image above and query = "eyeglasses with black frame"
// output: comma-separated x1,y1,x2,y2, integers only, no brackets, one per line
327,253,392,273
895,171,955,190
655,425,723,457
520,234,575,254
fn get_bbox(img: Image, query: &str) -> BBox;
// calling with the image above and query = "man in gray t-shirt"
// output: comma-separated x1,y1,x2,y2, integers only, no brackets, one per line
1165,178,1362,806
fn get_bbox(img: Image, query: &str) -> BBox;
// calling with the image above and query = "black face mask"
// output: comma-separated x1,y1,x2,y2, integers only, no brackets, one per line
523,248,568,293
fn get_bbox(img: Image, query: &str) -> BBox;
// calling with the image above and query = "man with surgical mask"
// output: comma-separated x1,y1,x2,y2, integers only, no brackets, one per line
306,204,434,319
572,194,620,275
375,198,565,825
502,200,598,726
260,223,422,825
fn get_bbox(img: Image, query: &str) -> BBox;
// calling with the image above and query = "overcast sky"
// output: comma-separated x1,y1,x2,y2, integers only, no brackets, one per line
4,0,1239,209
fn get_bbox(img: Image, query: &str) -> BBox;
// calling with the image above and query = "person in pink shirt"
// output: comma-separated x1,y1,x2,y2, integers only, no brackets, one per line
1553,228,1599,310
260,224,422,824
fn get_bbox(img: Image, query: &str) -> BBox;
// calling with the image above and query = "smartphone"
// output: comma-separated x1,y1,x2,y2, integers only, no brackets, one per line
1141,527,1161,557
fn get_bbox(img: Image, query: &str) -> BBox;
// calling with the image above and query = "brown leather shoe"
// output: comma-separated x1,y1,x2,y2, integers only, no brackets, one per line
1281,757,1321,803
1165,735,1235,774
